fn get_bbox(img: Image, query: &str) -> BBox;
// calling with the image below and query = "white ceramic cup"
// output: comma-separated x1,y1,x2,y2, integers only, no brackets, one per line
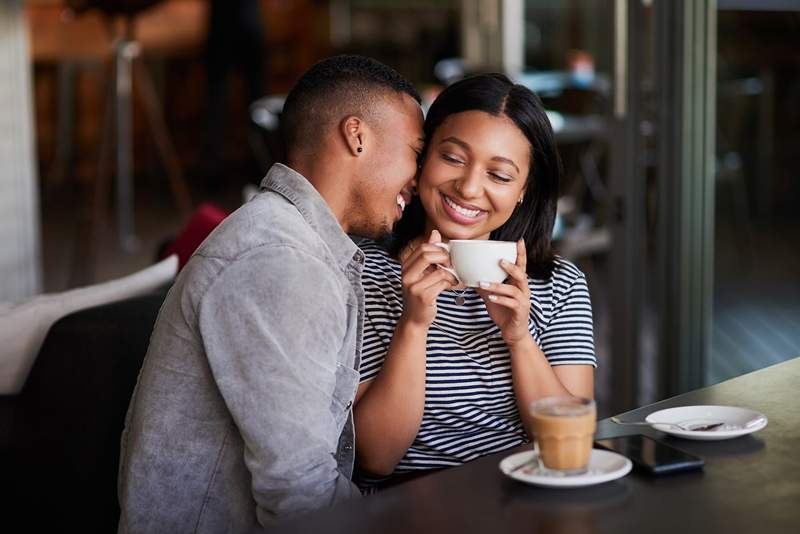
433,240,517,287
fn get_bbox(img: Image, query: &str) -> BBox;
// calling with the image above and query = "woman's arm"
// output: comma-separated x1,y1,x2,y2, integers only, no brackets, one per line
353,318,429,476
506,336,594,437
354,231,457,476
476,241,595,438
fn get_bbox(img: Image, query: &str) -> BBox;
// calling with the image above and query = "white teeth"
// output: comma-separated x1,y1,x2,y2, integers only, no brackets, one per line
444,195,481,218
396,194,406,211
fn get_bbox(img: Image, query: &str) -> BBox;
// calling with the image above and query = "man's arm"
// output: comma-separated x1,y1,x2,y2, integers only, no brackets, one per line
197,245,360,524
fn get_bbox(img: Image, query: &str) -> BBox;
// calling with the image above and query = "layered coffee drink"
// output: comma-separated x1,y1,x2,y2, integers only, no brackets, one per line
530,396,596,475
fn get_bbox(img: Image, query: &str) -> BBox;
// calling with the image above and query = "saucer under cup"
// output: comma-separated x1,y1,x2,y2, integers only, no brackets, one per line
500,448,632,488
645,405,767,441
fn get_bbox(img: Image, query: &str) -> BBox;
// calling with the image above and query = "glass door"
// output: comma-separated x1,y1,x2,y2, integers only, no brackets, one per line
710,2,800,384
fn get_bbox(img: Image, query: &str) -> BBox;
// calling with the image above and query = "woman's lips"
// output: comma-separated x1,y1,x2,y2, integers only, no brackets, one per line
441,194,487,225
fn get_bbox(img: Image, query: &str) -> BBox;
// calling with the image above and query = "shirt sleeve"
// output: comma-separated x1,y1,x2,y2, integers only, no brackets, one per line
537,272,597,367
358,252,399,383
197,245,360,524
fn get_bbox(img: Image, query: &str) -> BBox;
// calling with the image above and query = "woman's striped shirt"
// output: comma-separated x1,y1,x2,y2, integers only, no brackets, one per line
356,240,596,485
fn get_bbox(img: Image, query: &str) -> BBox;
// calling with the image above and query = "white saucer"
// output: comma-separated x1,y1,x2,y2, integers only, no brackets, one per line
645,405,768,441
499,449,632,488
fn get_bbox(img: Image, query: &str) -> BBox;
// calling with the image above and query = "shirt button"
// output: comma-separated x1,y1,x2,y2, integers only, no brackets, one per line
343,443,353,452
353,251,364,264
345,400,353,410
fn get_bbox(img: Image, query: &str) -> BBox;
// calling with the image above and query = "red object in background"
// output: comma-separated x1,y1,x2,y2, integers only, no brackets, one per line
161,202,229,270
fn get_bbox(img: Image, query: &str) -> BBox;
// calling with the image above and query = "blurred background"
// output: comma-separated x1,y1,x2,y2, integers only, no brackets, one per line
2,0,798,417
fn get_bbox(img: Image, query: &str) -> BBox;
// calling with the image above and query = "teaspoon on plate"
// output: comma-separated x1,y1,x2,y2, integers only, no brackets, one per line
611,417,725,432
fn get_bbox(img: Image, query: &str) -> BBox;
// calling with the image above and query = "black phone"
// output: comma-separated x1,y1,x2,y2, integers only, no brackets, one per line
595,435,704,475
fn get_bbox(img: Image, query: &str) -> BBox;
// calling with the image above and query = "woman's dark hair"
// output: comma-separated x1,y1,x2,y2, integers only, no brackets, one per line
391,73,561,279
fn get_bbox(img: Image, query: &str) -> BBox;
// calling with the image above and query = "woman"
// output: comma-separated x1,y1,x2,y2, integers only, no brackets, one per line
353,74,596,489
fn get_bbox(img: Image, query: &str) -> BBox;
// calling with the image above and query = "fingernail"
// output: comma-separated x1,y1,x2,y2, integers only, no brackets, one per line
479,281,491,289
488,294,497,302
501,260,510,266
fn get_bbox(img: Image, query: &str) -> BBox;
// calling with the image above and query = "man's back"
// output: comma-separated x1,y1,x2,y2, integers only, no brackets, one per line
118,165,363,533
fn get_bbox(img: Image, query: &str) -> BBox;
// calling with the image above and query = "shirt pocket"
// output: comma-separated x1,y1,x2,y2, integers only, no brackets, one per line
330,362,359,429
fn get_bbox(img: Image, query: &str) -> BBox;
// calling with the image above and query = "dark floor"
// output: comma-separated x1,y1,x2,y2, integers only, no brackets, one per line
710,216,800,384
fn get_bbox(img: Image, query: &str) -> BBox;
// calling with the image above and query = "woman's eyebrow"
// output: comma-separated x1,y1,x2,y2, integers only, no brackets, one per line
441,136,520,173
491,156,520,174
440,136,470,152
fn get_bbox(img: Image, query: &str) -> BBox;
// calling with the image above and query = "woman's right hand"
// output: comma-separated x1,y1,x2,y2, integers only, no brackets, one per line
399,230,458,328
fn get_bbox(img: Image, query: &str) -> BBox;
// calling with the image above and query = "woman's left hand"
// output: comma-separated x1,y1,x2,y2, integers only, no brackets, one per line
477,240,532,347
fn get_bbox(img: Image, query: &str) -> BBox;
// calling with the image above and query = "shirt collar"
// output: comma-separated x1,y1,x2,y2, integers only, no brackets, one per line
260,163,362,269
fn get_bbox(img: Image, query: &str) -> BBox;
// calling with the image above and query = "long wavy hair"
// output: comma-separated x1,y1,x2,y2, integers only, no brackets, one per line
390,73,561,279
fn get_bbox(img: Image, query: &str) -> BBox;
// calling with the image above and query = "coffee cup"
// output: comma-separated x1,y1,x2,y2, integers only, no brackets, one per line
433,240,517,287
529,396,596,476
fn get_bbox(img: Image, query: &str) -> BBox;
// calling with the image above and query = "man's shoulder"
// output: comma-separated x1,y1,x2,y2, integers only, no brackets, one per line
198,193,316,260
173,194,342,304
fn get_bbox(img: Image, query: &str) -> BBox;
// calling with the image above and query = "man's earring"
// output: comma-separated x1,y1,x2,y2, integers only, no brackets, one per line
357,146,363,153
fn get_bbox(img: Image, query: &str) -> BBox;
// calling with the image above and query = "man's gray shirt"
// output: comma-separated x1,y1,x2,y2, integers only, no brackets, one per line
118,164,364,533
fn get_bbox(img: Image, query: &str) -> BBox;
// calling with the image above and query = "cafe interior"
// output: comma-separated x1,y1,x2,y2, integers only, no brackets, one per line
1,0,798,532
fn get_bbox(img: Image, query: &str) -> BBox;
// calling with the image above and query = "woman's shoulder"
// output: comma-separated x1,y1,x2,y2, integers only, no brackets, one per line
358,239,399,269
551,255,586,283
358,238,390,257
530,256,585,285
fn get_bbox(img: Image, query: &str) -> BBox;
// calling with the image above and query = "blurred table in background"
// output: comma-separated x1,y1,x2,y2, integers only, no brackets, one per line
26,0,206,62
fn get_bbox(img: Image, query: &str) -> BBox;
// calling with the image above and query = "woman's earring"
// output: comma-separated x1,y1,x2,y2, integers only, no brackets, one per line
517,197,524,205
357,146,363,153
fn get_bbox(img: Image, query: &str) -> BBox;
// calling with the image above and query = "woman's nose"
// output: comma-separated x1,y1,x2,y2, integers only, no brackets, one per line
455,167,483,199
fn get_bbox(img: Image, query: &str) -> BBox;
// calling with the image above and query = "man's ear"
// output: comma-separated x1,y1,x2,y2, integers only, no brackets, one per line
340,115,365,156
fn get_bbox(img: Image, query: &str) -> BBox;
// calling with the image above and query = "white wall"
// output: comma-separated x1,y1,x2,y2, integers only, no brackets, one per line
0,0,42,301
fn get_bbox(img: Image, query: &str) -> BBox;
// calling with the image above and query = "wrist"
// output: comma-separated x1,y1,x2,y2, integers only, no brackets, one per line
397,315,431,337
505,332,535,353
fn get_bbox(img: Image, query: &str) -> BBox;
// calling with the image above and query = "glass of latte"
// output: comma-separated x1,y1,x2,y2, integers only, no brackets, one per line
529,396,597,476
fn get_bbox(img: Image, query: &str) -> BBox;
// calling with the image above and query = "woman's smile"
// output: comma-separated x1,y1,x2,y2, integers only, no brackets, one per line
440,193,487,224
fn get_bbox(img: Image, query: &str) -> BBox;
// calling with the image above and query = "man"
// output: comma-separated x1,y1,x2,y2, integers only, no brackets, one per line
117,55,424,532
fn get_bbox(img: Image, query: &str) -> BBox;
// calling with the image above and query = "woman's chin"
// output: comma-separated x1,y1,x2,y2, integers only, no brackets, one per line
435,223,490,241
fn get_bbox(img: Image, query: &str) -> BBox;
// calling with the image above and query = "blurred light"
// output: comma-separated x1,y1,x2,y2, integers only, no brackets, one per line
546,110,565,132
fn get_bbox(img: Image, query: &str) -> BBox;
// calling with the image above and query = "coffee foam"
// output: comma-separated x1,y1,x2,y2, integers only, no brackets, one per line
538,403,592,417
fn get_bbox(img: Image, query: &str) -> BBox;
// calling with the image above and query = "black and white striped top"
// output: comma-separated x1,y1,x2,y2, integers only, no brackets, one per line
357,240,596,482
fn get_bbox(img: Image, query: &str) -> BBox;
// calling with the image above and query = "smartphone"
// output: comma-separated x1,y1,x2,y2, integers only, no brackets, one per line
595,435,704,475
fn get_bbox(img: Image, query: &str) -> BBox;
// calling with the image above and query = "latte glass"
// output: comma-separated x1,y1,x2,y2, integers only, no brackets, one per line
530,396,596,476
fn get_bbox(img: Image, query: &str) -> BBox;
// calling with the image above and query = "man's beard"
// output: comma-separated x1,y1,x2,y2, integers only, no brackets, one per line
348,189,394,240
351,214,393,241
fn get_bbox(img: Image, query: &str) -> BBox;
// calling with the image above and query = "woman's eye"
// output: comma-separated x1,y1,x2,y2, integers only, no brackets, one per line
489,172,512,183
441,154,464,165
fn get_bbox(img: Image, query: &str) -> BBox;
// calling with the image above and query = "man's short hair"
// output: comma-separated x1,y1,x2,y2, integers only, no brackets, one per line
281,55,421,156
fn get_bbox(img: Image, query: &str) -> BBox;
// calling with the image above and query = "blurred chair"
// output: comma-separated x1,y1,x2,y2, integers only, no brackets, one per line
249,94,287,170
0,254,177,395
0,287,169,532
433,57,466,86
160,202,229,271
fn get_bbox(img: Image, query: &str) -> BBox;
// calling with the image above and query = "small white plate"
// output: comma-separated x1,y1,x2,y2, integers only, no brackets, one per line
645,405,768,441
499,449,632,488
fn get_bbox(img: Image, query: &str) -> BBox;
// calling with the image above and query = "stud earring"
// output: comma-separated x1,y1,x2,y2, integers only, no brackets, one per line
357,146,363,153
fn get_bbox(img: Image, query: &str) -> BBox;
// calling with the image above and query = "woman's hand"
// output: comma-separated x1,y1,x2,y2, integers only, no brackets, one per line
477,240,532,347
399,230,458,329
